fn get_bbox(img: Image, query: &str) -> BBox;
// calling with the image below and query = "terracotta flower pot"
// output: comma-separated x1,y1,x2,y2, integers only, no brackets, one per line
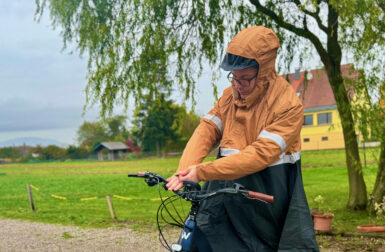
312,212,334,231
357,224,385,232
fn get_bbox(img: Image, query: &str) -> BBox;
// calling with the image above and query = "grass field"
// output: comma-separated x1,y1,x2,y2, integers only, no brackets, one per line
0,148,383,233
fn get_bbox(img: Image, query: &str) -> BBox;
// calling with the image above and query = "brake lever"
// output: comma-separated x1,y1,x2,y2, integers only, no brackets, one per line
232,183,251,199
183,180,201,192
145,178,158,187
232,183,245,192
129,172,161,187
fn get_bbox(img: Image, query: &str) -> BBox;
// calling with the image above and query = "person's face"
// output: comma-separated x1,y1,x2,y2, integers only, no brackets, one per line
228,67,259,99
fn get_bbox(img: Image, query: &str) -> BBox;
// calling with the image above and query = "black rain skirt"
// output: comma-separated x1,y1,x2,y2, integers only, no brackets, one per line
196,157,319,252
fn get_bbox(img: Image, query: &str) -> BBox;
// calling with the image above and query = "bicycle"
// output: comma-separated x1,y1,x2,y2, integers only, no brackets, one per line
128,171,274,252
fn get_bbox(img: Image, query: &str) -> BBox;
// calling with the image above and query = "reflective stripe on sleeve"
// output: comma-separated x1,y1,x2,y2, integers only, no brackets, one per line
203,114,223,133
220,148,240,157
270,151,301,166
258,130,287,152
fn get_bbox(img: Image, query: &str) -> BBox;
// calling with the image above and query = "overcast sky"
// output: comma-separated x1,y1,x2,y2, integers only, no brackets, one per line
0,1,326,146
0,1,233,145
0,1,96,144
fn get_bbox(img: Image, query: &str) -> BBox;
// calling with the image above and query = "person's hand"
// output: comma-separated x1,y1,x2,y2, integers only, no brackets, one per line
166,174,183,191
166,165,200,191
179,165,199,183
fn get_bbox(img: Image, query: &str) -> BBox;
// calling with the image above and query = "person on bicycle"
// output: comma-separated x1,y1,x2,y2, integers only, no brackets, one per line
167,26,319,251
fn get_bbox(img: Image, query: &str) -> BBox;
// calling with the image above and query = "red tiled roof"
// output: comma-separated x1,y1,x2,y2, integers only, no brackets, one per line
284,64,357,109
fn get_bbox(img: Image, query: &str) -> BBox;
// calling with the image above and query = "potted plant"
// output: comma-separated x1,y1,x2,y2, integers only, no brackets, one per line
311,195,334,231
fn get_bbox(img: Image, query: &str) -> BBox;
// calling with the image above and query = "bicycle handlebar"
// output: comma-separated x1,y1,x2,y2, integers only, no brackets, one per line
128,171,274,204
247,191,274,203
128,171,167,182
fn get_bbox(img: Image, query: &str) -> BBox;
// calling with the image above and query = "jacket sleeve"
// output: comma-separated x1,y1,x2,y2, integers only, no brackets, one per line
177,101,222,172
196,100,303,181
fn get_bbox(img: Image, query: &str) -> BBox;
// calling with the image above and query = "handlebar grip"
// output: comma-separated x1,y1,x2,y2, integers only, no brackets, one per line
137,171,146,177
248,191,274,203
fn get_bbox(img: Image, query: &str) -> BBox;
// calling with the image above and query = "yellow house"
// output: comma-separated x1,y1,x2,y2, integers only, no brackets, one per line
285,65,357,150
301,107,344,150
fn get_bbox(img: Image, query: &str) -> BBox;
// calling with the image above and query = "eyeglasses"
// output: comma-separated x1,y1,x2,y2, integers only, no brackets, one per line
227,71,259,87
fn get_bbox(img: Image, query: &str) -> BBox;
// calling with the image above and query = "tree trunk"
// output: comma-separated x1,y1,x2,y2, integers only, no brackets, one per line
322,3,367,209
156,141,160,157
327,70,368,210
370,139,385,211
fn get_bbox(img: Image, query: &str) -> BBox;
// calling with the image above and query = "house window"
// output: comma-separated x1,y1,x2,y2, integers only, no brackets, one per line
304,138,310,142
318,112,332,125
303,115,313,126
322,136,328,141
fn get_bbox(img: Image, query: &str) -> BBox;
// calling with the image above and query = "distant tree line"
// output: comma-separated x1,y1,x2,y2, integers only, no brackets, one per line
0,96,201,162
0,145,89,162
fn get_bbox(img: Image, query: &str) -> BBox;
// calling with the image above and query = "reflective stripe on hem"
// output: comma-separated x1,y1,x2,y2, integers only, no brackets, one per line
203,114,223,133
220,148,240,157
259,130,287,152
270,151,301,166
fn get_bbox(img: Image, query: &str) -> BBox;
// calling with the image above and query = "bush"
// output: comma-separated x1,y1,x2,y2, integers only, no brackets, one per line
40,145,67,161
66,145,90,159
0,147,21,160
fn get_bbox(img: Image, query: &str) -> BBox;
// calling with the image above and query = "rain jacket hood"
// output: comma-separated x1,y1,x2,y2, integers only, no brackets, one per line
227,26,280,81
228,26,280,108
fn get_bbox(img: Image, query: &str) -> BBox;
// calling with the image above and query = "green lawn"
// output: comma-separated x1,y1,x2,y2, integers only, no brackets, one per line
0,148,383,233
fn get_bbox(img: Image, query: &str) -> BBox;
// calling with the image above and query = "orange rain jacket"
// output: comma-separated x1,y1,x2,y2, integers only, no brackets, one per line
178,26,303,180
179,26,318,251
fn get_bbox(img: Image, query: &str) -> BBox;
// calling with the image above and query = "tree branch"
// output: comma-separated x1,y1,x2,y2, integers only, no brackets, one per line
293,0,328,33
250,0,330,65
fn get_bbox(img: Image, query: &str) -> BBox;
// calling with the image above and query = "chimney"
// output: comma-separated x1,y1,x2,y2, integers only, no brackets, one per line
295,68,300,80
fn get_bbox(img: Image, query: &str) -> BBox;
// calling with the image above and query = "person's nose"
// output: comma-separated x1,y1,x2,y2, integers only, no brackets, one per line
233,81,245,89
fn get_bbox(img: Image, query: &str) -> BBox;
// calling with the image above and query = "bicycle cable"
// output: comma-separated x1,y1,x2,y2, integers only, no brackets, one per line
157,182,185,226
156,178,185,251
157,188,206,251
155,182,201,250
160,196,184,227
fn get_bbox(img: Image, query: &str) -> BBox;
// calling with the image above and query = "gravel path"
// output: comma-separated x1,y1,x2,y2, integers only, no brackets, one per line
2,218,385,251
0,219,179,251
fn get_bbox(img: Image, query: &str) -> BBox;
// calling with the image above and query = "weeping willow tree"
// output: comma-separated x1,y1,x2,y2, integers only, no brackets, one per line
35,0,385,210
